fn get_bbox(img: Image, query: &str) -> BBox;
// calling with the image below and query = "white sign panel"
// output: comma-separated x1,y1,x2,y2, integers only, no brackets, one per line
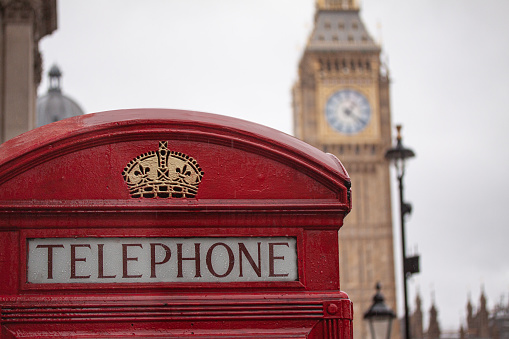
27,237,298,284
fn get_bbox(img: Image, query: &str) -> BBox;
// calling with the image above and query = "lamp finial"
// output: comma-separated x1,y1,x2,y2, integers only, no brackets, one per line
396,125,402,141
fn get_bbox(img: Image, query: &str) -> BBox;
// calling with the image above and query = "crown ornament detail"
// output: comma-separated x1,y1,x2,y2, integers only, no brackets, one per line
122,141,204,198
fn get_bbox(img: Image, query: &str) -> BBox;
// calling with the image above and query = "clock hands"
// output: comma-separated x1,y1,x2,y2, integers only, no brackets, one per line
342,102,355,117
352,113,368,125
342,102,362,120
341,103,368,128
326,89,371,134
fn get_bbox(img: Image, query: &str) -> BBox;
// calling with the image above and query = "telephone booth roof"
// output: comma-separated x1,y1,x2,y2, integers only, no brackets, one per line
0,109,351,203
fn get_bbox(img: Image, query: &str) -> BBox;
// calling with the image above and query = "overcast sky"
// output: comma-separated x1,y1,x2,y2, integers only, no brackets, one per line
38,0,509,331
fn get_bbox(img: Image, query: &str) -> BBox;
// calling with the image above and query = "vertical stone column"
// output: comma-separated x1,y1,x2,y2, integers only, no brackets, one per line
2,1,36,142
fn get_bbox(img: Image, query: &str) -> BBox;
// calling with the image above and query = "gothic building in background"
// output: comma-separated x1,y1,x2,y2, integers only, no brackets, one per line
37,65,84,127
489,300,509,339
292,0,396,337
409,294,442,339
411,295,424,339
410,290,509,339
467,291,490,338
427,302,441,339
0,0,57,143
462,290,509,339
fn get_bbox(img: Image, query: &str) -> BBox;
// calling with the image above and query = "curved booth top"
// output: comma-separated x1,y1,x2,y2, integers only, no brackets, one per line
0,109,350,205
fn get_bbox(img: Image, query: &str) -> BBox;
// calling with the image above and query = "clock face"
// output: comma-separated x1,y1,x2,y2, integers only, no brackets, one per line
325,89,371,135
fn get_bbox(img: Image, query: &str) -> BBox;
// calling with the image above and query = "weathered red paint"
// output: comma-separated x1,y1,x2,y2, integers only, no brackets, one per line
0,109,353,338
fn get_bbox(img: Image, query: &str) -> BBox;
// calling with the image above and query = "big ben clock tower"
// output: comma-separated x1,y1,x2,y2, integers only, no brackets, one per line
293,0,398,337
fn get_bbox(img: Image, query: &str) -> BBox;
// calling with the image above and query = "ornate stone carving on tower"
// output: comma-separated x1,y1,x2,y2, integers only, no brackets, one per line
427,302,441,339
466,290,491,338
0,0,57,143
411,294,424,339
292,0,397,337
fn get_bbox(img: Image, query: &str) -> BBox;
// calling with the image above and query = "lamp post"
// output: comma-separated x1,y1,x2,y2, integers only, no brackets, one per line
364,282,396,339
385,125,416,339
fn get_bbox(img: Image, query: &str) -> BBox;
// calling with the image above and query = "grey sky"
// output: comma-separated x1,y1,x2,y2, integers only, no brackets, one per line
38,0,509,331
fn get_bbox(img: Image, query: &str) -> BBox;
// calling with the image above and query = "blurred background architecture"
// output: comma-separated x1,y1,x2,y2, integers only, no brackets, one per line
293,0,397,337
0,0,56,143
36,64,84,127
409,290,509,339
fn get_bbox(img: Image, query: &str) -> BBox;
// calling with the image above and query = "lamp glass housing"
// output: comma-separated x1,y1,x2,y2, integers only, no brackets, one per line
367,315,394,339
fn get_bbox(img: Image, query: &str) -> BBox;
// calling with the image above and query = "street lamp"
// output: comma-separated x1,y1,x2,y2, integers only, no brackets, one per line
385,125,416,339
364,282,396,339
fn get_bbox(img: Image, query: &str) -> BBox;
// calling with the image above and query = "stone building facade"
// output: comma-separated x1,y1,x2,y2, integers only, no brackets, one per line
0,0,57,143
293,0,397,337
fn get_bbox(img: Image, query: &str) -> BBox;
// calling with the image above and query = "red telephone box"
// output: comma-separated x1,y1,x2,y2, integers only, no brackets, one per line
0,109,353,338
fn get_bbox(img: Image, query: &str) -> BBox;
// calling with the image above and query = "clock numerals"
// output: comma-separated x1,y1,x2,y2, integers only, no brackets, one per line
325,89,371,135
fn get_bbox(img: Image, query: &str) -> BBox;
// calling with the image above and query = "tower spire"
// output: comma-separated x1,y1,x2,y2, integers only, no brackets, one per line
317,0,359,10
48,64,62,93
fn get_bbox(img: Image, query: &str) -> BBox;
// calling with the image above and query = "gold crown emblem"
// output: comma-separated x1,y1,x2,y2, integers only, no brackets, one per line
122,141,204,198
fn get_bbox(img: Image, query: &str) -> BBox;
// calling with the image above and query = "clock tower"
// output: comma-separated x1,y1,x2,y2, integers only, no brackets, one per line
293,0,398,337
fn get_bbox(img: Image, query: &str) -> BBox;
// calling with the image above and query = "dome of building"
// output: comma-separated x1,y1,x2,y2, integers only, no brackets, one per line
36,64,84,127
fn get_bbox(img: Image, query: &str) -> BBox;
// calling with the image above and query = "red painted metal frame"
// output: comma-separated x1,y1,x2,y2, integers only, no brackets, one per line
0,109,353,338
